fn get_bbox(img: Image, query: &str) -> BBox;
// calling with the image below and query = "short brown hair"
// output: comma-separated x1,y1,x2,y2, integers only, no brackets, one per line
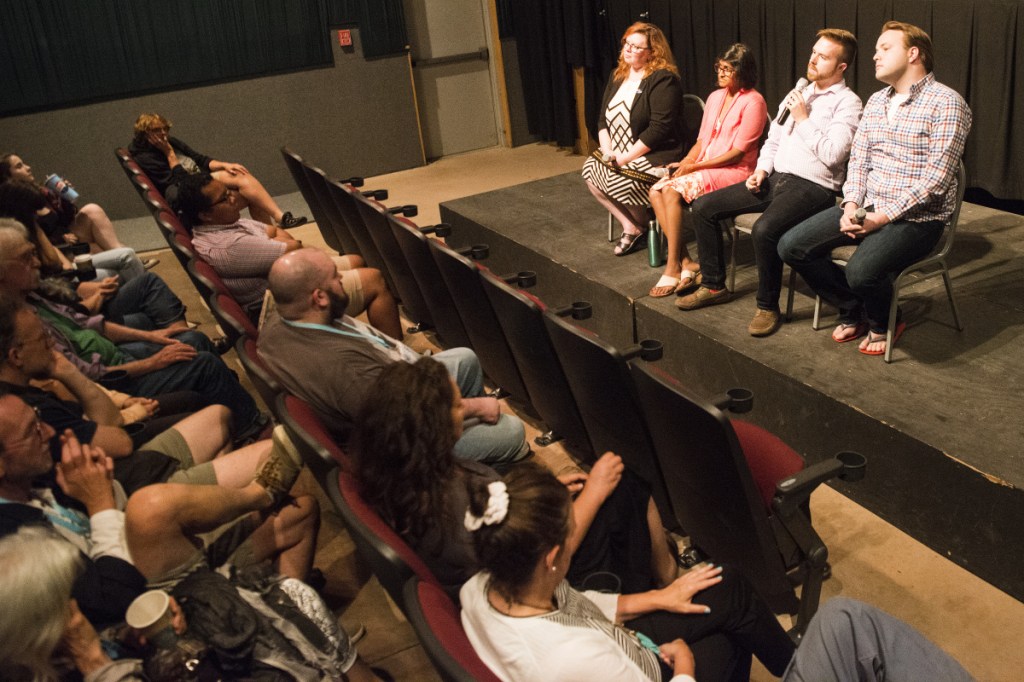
817,28,858,67
882,21,933,72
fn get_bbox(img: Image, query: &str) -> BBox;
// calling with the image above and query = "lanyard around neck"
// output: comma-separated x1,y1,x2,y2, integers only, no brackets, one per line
282,318,391,349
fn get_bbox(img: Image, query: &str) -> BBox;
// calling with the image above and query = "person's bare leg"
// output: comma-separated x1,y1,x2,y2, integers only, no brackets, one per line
206,440,272,488
358,269,402,339
345,660,388,682
333,254,365,271
171,405,232,464
211,170,285,224
243,495,319,580
646,498,678,587
124,480,275,578
73,204,125,251
586,181,643,235
656,189,697,280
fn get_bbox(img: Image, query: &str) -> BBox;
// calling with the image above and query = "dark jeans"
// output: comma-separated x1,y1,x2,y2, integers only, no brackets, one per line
629,566,795,682
103,272,187,330
777,206,943,331
118,343,260,437
690,173,836,310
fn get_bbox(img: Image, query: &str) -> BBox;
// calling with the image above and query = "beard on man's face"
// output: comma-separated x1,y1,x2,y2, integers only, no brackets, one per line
327,287,349,319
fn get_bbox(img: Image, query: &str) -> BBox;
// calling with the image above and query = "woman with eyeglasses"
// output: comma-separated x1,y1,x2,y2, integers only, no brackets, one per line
582,22,687,257
648,44,767,299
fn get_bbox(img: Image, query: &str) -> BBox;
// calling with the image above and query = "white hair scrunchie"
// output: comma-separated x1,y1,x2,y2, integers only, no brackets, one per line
464,481,509,531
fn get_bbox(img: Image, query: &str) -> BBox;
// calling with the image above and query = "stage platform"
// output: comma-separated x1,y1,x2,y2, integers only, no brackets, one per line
440,171,1024,602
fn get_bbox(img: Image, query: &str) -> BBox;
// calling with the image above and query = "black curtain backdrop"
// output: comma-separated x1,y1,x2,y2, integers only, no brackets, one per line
0,0,410,117
511,0,1022,200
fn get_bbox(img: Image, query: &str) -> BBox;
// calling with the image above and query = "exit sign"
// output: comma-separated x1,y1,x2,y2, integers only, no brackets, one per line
337,29,352,46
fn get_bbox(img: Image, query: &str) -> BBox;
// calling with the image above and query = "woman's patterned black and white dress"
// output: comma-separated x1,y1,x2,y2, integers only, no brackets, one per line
582,77,656,206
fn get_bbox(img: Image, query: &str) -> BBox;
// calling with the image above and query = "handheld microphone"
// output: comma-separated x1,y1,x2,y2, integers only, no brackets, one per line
852,208,867,224
776,77,810,125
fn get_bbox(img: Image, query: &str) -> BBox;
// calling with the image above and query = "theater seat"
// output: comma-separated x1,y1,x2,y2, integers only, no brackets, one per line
325,467,441,614
388,215,473,349
628,360,865,637
236,336,284,421
275,392,350,482
403,577,502,682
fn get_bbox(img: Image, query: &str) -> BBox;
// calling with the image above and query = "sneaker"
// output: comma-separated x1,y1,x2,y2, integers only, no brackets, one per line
279,212,308,228
675,286,731,310
254,426,304,507
747,309,781,337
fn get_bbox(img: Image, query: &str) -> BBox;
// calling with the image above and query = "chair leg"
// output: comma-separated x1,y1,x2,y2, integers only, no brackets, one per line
812,295,823,330
941,267,964,330
884,286,902,364
607,212,615,242
728,223,738,293
784,267,797,322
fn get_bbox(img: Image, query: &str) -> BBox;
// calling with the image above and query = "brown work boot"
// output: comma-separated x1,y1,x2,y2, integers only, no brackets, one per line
254,426,304,507
748,309,781,337
676,286,731,310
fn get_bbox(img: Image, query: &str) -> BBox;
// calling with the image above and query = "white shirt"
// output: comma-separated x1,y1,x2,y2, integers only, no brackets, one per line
460,573,696,682
757,79,863,191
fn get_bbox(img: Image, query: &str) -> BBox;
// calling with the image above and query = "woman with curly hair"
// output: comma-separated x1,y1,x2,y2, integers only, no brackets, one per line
582,22,687,257
350,358,678,596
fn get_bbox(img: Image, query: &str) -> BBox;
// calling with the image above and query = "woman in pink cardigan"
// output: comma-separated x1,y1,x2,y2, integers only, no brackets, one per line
648,44,767,297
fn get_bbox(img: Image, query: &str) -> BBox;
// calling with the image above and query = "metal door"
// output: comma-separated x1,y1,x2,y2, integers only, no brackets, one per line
404,0,502,159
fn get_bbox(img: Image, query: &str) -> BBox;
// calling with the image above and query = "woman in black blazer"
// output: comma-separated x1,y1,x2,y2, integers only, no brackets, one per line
582,22,685,256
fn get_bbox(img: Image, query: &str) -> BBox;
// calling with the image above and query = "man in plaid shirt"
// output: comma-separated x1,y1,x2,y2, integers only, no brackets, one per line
779,21,971,356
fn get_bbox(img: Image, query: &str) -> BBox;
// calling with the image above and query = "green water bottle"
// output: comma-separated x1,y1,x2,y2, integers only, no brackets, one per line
647,219,665,267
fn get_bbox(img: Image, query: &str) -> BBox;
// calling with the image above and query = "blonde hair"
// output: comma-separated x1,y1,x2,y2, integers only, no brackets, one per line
0,527,84,681
133,112,172,144
613,22,679,82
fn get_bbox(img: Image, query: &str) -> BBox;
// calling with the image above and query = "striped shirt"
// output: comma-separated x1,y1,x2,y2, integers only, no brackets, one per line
842,73,971,223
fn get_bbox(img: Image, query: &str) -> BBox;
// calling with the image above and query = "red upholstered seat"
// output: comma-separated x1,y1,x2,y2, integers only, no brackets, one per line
732,420,806,513
404,578,503,682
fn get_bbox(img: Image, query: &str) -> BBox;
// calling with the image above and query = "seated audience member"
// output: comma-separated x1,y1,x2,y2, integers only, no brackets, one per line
0,395,317,613
682,29,863,335
172,172,400,336
351,360,678,595
0,152,156,267
0,221,265,440
648,43,768,300
779,21,971,356
0,526,389,682
783,597,975,681
460,462,795,681
259,248,529,469
128,112,307,228
0,179,147,282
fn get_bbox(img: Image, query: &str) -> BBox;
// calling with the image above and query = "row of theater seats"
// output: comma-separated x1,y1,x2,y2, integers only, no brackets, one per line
271,149,869,677
113,146,864,679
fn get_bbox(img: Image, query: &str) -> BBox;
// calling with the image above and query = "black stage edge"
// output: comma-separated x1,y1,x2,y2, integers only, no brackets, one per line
440,172,1024,602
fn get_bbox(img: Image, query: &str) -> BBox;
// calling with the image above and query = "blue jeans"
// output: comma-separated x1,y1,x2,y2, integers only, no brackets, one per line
432,347,529,470
103,272,187,330
778,206,942,331
691,173,836,310
92,247,146,282
784,598,974,681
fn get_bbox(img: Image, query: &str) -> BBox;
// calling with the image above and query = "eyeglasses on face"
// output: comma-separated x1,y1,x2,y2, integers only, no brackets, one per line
716,64,736,75
623,41,650,53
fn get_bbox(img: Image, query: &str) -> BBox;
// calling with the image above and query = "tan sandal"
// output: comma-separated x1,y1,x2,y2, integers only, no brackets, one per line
674,268,702,294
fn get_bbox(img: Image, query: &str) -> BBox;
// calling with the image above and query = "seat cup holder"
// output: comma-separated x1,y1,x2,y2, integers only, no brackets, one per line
624,339,664,361
362,188,388,200
426,223,452,238
342,176,364,187
836,451,867,481
714,387,754,413
457,244,488,260
503,271,536,288
570,301,592,319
